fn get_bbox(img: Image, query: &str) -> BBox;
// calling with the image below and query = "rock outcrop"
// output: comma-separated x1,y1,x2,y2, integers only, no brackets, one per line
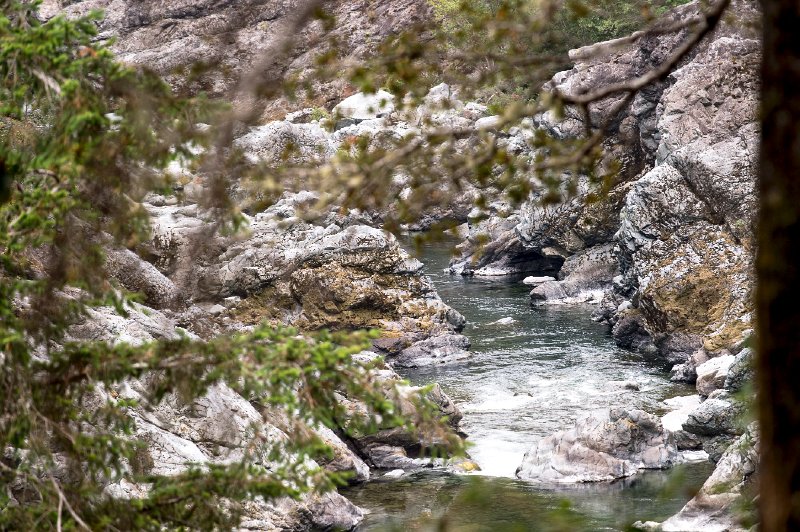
70,302,366,530
64,225,469,528
444,0,759,368
515,408,677,483
636,425,758,532
45,0,433,119
598,4,759,363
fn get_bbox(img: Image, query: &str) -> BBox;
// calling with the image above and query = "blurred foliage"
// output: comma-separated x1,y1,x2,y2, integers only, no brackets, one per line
0,0,731,528
430,0,690,54
0,1,462,529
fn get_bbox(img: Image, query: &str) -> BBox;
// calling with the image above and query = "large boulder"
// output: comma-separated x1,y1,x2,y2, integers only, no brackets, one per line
530,244,618,304
682,393,746,439
234,121,334,165
515,408,677,483
449,206,566,277
333,90,396,121
695,354,736,397
639,426,758,532
390,333,471,367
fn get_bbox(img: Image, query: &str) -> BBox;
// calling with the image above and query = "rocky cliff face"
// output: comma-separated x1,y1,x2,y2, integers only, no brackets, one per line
468,1,760,529
60,185,471,527
43,0,431,119
451,0,760,370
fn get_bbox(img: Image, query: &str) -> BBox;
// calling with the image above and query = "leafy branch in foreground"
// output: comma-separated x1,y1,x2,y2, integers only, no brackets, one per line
0,2,462,529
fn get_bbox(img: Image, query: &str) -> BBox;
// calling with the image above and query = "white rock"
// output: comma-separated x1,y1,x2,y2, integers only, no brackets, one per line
696,355,736,396
522,276,556,285
462,101,488,120
333,90,396,120
475,115,502,130
661,395,701,433
516,408,677,483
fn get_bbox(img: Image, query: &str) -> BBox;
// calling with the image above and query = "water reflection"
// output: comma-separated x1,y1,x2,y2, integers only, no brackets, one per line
344,464,713,531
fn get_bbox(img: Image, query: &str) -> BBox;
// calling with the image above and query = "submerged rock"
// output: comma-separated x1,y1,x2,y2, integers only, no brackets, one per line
515,408,677,483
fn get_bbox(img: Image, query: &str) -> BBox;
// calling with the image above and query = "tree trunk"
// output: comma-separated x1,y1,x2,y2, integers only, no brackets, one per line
758,0,800,529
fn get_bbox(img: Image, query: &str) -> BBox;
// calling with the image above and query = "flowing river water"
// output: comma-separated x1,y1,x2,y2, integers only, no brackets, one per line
342,237,712,531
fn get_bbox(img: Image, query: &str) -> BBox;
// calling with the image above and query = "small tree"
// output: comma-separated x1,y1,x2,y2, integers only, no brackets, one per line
0,3,456,529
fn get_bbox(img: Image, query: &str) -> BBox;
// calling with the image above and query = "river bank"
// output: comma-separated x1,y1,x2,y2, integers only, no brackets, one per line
341,236,712,530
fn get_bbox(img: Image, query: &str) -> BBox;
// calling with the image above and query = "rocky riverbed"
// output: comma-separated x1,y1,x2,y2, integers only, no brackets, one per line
343,238,714,530
37,0,763,529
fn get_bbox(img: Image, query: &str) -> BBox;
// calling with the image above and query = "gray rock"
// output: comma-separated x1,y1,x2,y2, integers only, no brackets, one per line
696,354,736,396
612,311,657,355
669,348,709,383
391,334,471,367
313,425,370,483
655,425,758,532
673,430,704,451
703,435,739,464
105,247,181,309
522,0,760,367
529,280,567,301
724,347,754,392
448,210,565,277
515,408,677,483
57,0,433,120
683,396,745,438
234,121,333,166
654,334,705,368
530,244,618,304
363,444,441,470
475,115,502,130
333,90,396,121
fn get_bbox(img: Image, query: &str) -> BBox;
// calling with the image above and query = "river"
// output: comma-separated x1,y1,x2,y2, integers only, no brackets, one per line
341,236,712,531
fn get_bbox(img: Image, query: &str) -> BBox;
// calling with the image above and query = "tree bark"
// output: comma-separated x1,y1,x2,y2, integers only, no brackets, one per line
758,0,800,529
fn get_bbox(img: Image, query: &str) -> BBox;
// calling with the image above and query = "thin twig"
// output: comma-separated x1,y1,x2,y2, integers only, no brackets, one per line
49,476,91,532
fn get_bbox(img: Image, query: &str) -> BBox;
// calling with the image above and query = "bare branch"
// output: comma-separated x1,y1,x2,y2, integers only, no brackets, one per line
49,476,91,532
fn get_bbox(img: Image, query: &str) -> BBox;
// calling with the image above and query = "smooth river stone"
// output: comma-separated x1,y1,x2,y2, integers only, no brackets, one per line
515,408,678,483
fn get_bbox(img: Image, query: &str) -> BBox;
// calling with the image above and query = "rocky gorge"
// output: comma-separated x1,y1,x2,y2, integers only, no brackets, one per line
35,0,763,530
